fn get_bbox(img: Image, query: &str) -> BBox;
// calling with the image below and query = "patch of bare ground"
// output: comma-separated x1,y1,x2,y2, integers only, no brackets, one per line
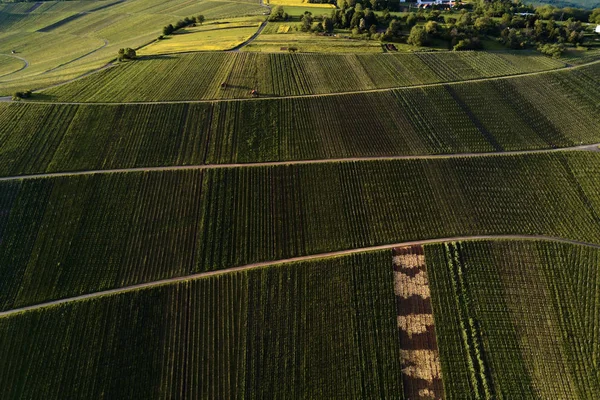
393,245,444,400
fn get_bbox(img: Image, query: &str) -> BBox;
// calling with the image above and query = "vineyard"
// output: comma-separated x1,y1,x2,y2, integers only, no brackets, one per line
425,239,600,398
0,65,599,176
0,251,403,399
41,51,567,101
2,153,600,310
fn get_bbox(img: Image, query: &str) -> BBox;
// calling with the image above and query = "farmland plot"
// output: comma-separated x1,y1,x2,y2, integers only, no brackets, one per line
42,51,567,101
0,252,403,399
1,67,600,176
426,240,600,398
2,153,600,309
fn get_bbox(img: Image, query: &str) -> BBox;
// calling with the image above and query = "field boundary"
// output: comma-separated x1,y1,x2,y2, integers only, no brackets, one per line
0,143,598,182
1,235,600,318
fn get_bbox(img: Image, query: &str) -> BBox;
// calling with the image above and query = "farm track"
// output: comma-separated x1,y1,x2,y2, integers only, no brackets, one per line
1,57,598,105
229,0,270,51
0,54,29,80
0,142,598,182
1,235,600,318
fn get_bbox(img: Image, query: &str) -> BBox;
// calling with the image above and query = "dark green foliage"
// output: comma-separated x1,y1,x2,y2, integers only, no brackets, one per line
426,240,600,398
2,153,600,309
0,252,404,399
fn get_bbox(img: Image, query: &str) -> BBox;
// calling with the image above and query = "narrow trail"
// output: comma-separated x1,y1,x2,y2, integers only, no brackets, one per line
1,234,599,318
0,142,597,182
1,56,598,106
0,54,29,80
43,38,109,74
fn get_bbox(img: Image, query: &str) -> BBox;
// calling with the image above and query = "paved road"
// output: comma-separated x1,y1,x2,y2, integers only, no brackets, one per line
229,0,270,51
0,142,597,182
1,234,599,318
1,56,598,105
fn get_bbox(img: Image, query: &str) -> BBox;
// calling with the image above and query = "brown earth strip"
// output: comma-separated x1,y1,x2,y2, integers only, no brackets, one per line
394,245,444,400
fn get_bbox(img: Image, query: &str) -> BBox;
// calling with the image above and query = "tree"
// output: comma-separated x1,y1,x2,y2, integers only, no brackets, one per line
538,43,564,58
301,12,313,32
196,15,205,25
590,8,600,24
163,24,174,35
424,20,438,35
118,48,137,61
268,6,287,22
323,16,334,33
407,26,428,46
406,13,417,28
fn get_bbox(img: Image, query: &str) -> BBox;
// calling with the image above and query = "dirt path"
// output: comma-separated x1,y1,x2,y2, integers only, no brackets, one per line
0,142,597,182
43,38,109,74
1,55,598,105
0,54,30,80
1,234,599,318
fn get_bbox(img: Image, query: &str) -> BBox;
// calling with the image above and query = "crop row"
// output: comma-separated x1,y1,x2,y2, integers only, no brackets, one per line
43,51,567,102
2,153,600,310
2,68,600,176
425,240,600,398
0,251,403,399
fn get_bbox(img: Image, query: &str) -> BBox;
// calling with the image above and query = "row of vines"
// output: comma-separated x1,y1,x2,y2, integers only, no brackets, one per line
43,51,567,101
2,153,600,310
426,240,600,398
0,251,402,399
1,65,599,176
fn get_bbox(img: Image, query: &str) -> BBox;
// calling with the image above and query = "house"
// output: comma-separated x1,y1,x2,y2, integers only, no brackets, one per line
596,25,600,34
416,0,454,7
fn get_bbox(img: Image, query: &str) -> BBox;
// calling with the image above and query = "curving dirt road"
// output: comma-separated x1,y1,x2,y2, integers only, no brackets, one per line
0,142,597,182
0,54,30,80
1,234,599,318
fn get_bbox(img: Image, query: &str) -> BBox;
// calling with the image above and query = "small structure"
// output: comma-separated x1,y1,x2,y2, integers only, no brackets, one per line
11,50,15,54
596,25,600,34
221,82,227,89
416,0,454,6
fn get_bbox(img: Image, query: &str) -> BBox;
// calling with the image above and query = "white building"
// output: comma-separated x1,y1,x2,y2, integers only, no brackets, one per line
596,25,600,34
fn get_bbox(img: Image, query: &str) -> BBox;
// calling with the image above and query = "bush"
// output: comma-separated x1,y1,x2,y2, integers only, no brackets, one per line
537,43,565,58
117,48,137,61
453,38,482,51
12,90,32,100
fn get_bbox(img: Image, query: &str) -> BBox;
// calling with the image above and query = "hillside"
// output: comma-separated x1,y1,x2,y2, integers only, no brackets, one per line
1,0,599,398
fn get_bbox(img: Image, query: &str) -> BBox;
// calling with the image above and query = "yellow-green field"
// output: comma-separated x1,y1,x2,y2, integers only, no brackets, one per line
139,17,263,55
266,0,335,8
0,54,26,78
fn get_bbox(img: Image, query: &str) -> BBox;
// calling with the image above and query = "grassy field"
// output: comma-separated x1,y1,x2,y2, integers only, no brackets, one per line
426,239,600,398
2,152,600,309
0,0,266,95
0,251,402,399
1,64,598,176
139,17,264,55
41,51,567,101
0,54,26,78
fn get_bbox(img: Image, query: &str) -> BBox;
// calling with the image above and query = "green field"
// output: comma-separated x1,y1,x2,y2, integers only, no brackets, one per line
1,0,600,396
1,238,598,398
0,63,598,176
2,152,600,310
0,0,265,95
427,240,600,398
0,251,402,399
40,51,567,101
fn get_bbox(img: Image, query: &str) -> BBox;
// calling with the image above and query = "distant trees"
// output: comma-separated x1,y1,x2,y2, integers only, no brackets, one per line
162,15,205,36
117,48,137,61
